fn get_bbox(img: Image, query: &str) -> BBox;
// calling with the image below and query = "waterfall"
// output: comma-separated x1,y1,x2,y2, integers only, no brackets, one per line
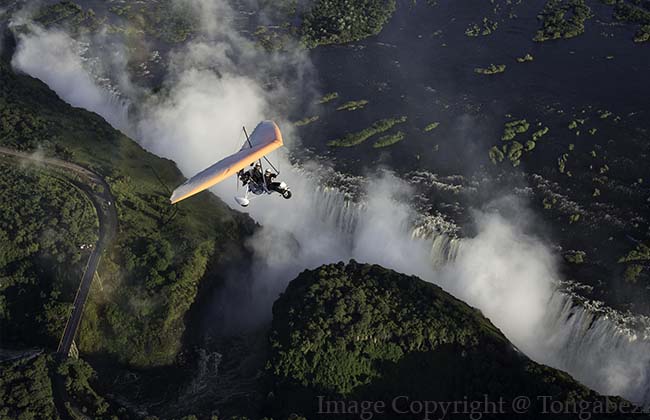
311,186,364,236
305,183,650,408
412,227,462,268
540,290,650,406
12,21,650,408
416,221,650,406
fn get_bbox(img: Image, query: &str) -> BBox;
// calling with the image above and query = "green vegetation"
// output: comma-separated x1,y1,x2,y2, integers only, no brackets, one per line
532,126,549,140
624,265,643,283
57,358,112,417
317,92,339,104
612,1,650,42
634,24,650,42
534,0,593,42
33,0,102,33
327,116,407,147
543,196,558,209
491,120,547,166
0,355,58,419
474,63,506,75
489,146,505,164
301,0,397,47
293,115,319,127
516,53,535,62
465,23,481,36
568,118,585,130
465,17,498,37
508,141,524,166
614,1,650,24
109,0,195,43
372,131,405,148
619,242,650,283
0,355,126,419
0,55,251,366
619,243,650,263
423,121,440,131
34,0,196,43
525,140,536,151
502,119,530,141
0,162,97,346
336,99,369,111
256,0,398,49
267,262,612,418
269,262,506,396
254,26,294,51
565,250,586,263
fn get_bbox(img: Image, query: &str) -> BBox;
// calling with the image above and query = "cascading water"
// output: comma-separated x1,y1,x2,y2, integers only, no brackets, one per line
312,186,364,236
10,25,134,136
10,14,650,409
255,170,650,407
414,216,650,406
539,290,650,406
412,226,462,268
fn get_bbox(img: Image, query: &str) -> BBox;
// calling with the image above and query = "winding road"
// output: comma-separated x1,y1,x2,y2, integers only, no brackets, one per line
0,147,117,357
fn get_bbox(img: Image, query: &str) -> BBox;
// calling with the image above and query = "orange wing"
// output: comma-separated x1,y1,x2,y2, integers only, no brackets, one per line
170,121,283,204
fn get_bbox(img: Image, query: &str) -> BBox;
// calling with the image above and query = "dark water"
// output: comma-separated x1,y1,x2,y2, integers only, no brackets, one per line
300,0,650,176
293,0,650,314
7,0,649,311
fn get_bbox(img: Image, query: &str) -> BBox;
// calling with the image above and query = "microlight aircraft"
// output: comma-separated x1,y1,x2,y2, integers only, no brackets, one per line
170,120,291,207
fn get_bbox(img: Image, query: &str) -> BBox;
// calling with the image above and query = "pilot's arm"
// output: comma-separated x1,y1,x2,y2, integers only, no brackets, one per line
238,170,250,185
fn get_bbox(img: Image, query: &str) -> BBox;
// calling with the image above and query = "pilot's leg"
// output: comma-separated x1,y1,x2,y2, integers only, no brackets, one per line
270,182,282,192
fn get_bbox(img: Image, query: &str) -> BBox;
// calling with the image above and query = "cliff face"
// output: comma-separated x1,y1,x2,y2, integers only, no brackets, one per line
267,261,634,419
0,41,256,367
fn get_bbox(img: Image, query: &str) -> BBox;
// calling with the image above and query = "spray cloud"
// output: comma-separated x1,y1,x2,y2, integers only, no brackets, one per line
8,0,650,406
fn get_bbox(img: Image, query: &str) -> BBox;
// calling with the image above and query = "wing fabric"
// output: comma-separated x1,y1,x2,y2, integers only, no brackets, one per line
241,119,280,149
170,121,283,204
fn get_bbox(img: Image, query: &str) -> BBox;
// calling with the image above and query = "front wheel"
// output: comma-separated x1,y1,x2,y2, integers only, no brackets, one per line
282,190,292,199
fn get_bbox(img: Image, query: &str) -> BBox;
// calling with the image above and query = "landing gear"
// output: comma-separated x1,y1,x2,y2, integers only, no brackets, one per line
275,181,292,200
234,180,292,207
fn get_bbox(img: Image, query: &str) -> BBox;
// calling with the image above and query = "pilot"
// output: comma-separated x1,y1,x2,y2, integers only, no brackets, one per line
238,162,264,187
250,162,264,185
238,168,250,186
264,169,282,193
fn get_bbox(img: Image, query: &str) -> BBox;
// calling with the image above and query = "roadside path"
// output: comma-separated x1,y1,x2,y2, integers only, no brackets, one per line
0,147,117,356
